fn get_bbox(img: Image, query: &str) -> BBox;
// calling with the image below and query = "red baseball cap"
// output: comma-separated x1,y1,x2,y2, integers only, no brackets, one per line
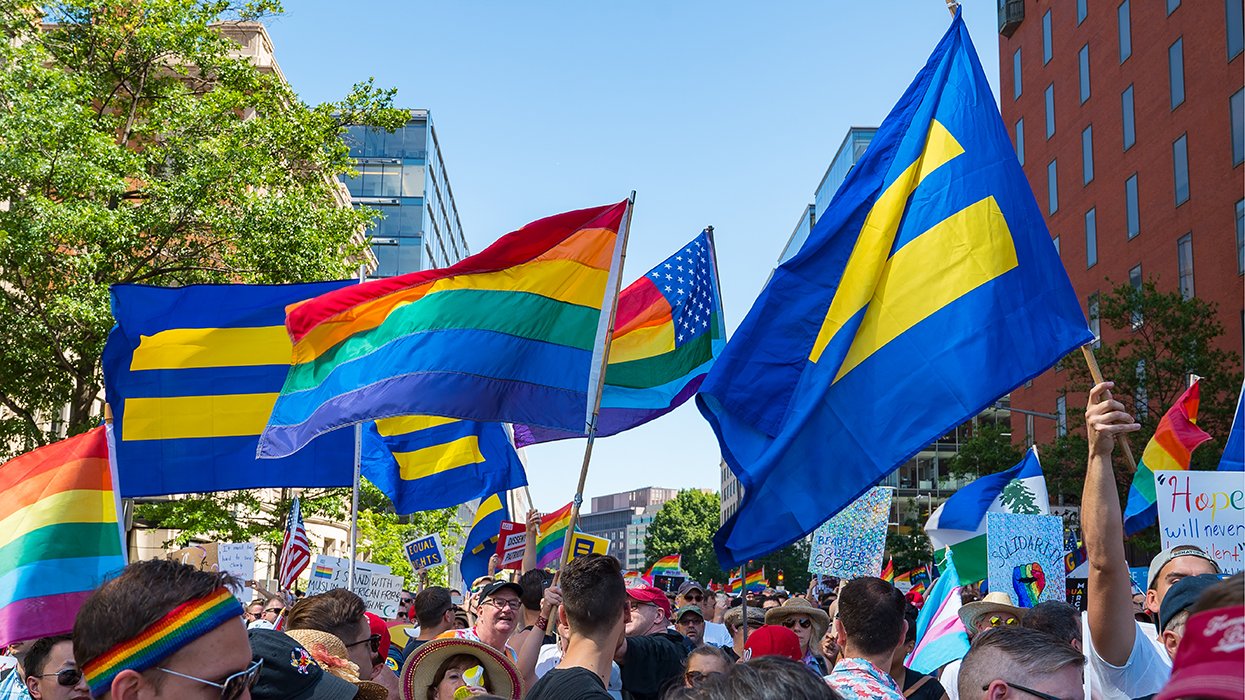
1157,605,1244,700
365,612,391,662
743,625,803,662
627,583,672,618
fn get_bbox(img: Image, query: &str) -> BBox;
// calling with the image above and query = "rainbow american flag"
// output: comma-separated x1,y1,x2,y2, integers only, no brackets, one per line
535,502,573,569
0,428,125,646
1123,381,1212,535
646,554,681,578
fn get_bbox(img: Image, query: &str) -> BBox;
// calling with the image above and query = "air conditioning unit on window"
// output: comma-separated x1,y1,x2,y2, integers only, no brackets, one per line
999,0,1025,37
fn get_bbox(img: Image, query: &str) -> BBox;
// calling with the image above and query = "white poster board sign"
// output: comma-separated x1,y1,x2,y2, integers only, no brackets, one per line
304,555,400,616
1154,471,1245,574
217,543,257,603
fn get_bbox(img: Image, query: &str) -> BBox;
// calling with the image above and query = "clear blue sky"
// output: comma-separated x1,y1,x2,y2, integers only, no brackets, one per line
266,1,1003,513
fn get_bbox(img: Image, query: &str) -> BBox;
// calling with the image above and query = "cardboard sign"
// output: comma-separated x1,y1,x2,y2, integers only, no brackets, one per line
355,571,405,619
1154,471,1245,574
568,532,609,561
986,513,1067,608
403,534,446,571
304,555,399,617
807,487,893,579
217,543,256,602
495,521,526,570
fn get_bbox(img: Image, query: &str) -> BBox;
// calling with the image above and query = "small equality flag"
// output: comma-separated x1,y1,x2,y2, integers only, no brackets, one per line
460,494,509,586
361,416,526,514
1123,381,1212,535
102,282,358,496
535,503,574,569
0,428,125,646
695,9,1091,568
516,231,725,445
925,447,1049,585
258,202,631,459
906,555,970,674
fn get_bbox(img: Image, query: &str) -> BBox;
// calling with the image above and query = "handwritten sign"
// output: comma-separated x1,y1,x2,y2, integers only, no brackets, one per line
1154,471,1245,574
807,487,892,579
404,534,446,570
495,521,526,570
217,543,256,602
568,532,609,561
986,513,1066,608
303,555,399,617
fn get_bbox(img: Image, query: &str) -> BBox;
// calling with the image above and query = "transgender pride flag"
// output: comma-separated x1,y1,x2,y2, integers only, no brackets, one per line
906,554,970,674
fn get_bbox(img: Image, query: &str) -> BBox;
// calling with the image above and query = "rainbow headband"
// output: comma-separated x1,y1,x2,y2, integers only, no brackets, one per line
83,587,243,697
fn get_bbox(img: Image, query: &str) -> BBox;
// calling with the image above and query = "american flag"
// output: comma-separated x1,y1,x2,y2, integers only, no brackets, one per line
278,497,309,592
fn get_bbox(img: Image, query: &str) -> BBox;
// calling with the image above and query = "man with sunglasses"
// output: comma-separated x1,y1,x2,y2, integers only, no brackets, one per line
74,559,261,700
957,626,1084,700
675,582,730,647
20,636,87,700
436,581,521,662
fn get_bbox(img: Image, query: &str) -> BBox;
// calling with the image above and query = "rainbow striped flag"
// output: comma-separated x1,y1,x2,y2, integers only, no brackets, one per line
0,428,125,646
646,554,682,578
535,502,574,569
1123,381,1212,535
894,568,912,587
726,573,742,594
258,202,630,459
515,231,724,446
744,567,766,593
881,559,894,583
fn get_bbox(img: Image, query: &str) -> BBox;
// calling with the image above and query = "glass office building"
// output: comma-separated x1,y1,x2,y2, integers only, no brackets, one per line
776,127,877,265
341,110,469,277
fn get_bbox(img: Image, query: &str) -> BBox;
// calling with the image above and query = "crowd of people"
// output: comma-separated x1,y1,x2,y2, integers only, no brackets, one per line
0,386,1240,700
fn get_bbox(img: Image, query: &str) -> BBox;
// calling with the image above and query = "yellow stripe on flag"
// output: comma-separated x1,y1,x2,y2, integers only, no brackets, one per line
472,494,503,527
610,323,676,364
122,393,278,440
375,415,459,437
130,326,292,371
393,436,484,481
0,489,116,549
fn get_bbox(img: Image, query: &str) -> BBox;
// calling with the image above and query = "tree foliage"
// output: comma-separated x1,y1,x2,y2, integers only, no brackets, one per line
886,521,934,575
0,0,407,453
945,423,1023,481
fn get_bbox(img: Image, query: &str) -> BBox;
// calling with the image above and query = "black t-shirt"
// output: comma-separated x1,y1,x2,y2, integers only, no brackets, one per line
527,667,612,700
620,630,690,700
903,667,949,700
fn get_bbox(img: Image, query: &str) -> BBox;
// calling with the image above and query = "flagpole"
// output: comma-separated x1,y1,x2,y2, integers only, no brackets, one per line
740,563,751,645
102,403,129,564
1080,345,1138,472
348,264,367,589
556,193,635,570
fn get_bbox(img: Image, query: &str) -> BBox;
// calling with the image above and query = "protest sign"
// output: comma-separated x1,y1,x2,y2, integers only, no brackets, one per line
1154,471,1245,574
1066,578,1088,612
217,543,256,602
356,572,405,618
495,521,526,570
986,513,1066,607
568,532,609,561
404,534,446,571
303,555,400,617
807,487,892,579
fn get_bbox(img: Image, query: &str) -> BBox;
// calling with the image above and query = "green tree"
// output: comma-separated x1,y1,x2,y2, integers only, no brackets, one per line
0,0,407,453
885,521,934,574
999,480,1040,514
945,423,1023,482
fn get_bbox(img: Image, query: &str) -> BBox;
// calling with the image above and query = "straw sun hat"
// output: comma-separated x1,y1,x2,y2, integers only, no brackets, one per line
399,637,522,700
284,629,389,700
764,596,831,647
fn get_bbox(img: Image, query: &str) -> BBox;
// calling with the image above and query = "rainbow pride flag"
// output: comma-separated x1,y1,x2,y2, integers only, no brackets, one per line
516,231,725,446
881,559,894,583
646,554,682,578
726,573,742,595
535,502,574,569
1123,381,1212,535
258,202,630,459
0,428,125,646
894,568,912,587
743,567,766,593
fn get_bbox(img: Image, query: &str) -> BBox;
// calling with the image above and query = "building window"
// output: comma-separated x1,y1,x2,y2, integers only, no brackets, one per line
1119,0,1132,62
1229,0,1244,59
1135,359,1149,420
1237,199,1244,274
1083,125,1095,184
1169,38,1185,109
1016,118,1025,165
1089,292,1101,347
1122,85,1136,150
1168,0,1181,14
1056,395,1068,437
1232,89,1244,166
1044,10,1054,64
1130,263,1144,327
1086,208,1098,268
1014,48,1023,100
1079,45,1091,103
1078,0,1088,24
1126,174,1140,238
1045,84,1056,139
1178,233,1195,299
1053,235,1061,255
1173,134,1190,205
1048,160,1059,214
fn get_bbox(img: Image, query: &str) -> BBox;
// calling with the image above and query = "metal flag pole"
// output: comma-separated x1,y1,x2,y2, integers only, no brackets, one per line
740,563,752,645
1081,345,1138,472
348,264,367,588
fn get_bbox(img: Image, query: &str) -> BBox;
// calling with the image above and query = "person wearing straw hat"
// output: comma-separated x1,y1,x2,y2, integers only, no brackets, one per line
285,629,389,700
957,592,1024,633
764,596,831,674
399,639,521,700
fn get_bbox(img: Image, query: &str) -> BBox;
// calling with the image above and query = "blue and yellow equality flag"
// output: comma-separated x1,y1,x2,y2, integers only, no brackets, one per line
460,493,508,586
696,10,1092,568
102,282,358,496
361,417,526,514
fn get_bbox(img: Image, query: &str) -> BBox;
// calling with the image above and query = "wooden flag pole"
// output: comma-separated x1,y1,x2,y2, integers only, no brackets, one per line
1081,345,1138,472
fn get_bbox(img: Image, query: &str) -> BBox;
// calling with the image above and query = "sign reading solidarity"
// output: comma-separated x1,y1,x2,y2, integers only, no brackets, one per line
986,513,1066,607
495,521,526,570
404,534,446,571
807,487,893,579
1154,471,1245,574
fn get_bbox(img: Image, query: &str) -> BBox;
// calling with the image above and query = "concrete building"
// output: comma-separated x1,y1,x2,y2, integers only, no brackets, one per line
998,0,1244,444
578,487,679,570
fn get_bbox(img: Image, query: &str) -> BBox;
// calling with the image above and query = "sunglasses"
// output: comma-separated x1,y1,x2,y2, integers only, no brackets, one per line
345,634,383,654
988,615,1019,627
158,659,262,700
782,618,813,629
39,669,83,687
683,594,704,603
264,607,284,615
982,681,1069,700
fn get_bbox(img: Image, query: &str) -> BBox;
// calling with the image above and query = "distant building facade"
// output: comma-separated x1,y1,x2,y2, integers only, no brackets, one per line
579,487,679,570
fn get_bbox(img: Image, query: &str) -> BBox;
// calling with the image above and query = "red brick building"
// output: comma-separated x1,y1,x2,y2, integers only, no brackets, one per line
998,0,1244,445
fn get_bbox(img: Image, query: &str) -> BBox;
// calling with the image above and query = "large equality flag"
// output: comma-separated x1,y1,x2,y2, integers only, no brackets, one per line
102,282,358,496
1123,381,1212,535
460,493,508,586
259,202,630,459
515,231,725,445
0,428,125,646
361,416,526,515
925,447,1049,585
696,10,1092,567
